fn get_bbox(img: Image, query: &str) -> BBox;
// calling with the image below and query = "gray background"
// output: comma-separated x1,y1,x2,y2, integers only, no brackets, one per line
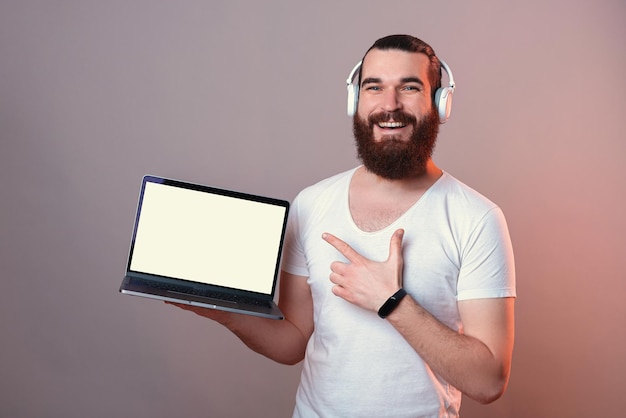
1,1,624,417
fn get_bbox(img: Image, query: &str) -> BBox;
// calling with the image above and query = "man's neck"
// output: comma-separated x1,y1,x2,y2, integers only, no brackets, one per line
358,160,443,194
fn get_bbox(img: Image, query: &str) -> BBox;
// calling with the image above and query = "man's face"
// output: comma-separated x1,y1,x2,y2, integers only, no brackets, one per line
353,49,440,179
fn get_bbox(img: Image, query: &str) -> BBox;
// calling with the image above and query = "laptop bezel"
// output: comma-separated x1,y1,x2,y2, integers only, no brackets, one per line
124,175,290,302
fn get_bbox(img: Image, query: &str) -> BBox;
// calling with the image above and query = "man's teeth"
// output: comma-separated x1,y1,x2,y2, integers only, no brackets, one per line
378,121,405,128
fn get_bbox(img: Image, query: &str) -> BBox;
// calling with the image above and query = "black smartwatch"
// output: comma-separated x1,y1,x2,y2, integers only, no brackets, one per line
377,288,408,319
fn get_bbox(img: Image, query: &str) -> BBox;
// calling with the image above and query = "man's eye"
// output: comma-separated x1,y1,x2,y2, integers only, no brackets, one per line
365,86,382,91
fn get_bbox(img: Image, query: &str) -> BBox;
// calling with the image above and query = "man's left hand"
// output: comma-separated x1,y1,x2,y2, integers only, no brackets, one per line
322,229,405,312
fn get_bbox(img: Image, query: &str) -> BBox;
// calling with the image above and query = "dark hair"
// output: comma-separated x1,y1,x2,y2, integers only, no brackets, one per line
361,34,442,98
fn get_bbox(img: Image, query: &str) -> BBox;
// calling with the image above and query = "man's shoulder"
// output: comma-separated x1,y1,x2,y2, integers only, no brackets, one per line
436,172,500,213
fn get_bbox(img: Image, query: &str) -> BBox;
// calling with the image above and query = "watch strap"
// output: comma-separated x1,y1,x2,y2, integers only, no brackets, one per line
377,288,408,319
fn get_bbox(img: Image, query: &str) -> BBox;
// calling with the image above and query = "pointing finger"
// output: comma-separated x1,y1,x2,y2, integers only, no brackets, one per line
322,232,362,263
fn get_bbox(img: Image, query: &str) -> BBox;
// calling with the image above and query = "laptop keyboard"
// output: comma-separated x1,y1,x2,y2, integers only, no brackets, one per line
131,277,269,307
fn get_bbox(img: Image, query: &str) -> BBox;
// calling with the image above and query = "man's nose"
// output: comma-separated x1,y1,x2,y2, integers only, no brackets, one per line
380,89,401,112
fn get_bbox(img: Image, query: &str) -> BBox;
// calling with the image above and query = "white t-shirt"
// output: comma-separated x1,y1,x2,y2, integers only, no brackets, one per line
282,167,516,418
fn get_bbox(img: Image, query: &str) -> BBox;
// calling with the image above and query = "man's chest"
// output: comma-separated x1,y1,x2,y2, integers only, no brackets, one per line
349,191,424,232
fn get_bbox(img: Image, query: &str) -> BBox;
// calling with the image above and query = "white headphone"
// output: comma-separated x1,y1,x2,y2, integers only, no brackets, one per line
346,58,456,124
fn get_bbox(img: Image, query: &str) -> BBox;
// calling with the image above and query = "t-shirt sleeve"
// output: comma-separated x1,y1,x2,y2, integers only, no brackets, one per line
280,193,310,277
456,207,516,300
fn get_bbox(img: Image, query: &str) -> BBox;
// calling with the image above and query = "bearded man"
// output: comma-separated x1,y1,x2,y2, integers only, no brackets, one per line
171,34,516,418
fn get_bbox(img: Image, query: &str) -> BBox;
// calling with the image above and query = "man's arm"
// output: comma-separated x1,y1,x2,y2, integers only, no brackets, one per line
323,229,515,403
387,296,515,404
168,270,314,365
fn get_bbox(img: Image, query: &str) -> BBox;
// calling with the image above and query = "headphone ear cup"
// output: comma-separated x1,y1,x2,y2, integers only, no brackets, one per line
435,87,453,124
347,84,358,117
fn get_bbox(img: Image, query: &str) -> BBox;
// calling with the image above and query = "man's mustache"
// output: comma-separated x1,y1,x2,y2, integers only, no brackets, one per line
368,111,417,126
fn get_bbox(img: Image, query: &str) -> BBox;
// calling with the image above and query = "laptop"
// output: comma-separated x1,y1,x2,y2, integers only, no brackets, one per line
119,175,289,320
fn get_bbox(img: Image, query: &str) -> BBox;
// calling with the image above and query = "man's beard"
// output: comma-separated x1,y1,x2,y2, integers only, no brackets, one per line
353,108,440,180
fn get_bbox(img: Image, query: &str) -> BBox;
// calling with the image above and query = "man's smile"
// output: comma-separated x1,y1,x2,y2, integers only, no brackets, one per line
377,121,407,129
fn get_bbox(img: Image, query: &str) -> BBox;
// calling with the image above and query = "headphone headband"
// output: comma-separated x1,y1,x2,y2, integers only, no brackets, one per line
346,60,362,87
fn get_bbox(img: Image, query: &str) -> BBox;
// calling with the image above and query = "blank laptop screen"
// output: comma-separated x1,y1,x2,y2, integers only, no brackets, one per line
129,181,287,294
